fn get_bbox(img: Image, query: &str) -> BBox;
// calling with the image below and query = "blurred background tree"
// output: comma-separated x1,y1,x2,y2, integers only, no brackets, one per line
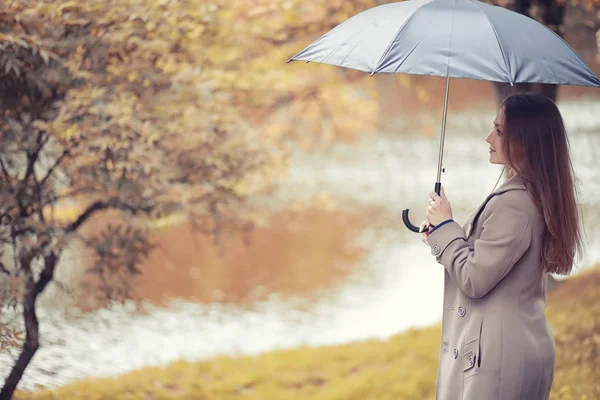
0,0,275,397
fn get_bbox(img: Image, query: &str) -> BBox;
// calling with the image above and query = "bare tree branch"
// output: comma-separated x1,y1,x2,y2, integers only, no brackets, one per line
0,156,13,182
39,149,70,189
23,130,49,183
46,186,98,205
36,205,46,224
66,198,153,234
0,262,10,276
79,26,112,70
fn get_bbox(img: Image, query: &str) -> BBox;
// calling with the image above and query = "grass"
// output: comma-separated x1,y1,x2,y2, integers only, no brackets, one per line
13,264,600,400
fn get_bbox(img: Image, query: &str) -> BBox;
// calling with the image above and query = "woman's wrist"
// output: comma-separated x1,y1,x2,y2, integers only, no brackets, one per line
429,219,454,233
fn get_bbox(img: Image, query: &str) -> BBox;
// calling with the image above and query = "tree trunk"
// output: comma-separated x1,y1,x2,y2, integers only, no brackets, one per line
492,0,566,105
0,279,39,400
1,254,58,399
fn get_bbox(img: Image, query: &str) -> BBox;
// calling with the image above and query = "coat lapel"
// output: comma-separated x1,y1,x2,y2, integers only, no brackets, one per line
465,174,527,238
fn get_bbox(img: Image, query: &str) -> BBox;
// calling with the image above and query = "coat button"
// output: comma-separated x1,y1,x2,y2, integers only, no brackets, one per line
468,353,475,367
457,306,466,317
431,243,441,256
453,349,459,359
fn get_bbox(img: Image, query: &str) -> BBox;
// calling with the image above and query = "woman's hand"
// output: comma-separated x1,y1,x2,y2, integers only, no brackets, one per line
420,220,430,246
426,186,453,227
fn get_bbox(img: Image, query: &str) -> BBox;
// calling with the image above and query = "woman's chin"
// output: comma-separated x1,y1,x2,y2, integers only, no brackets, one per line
489,159,505,166
489,154,500,164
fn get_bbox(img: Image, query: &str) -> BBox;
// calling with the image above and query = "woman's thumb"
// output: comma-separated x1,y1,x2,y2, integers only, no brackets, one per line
440,186,447,200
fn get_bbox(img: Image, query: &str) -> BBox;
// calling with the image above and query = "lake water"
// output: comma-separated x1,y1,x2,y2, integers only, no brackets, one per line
1,98,599,391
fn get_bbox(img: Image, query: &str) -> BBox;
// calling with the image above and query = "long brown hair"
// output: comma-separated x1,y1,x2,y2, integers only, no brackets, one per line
500,93,583,275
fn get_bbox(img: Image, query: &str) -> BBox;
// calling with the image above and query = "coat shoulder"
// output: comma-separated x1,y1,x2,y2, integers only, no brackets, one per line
487,188,538,217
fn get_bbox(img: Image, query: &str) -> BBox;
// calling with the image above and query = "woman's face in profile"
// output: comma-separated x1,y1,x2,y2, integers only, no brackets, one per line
487,107,507,165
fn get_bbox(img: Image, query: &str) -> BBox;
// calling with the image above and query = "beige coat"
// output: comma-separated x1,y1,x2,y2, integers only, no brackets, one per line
427,174,555,400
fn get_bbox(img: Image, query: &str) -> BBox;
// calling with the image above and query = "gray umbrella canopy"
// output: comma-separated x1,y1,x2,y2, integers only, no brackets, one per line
289,0,600,87
288,0,600,233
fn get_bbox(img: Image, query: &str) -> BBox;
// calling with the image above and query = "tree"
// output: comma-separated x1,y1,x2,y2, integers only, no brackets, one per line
0,0,273,397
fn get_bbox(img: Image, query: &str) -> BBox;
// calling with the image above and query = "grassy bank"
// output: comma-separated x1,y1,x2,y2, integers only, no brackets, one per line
15,265,599,400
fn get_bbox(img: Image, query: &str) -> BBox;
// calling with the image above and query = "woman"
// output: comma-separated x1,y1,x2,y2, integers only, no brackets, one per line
419,92,583,400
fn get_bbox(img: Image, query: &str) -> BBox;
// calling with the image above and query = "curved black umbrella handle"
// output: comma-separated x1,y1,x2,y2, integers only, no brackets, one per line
402,209,422,233
403,182,442,233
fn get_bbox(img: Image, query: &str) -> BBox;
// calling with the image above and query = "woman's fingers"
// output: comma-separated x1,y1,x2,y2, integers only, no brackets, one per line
426,207,434,218
419,220,430,246
430,187,448,202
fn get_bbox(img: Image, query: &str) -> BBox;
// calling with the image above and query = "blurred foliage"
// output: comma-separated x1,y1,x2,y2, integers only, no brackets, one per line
0,0,277,395
230,0,381,141
13,264,600,399
0,0,279,305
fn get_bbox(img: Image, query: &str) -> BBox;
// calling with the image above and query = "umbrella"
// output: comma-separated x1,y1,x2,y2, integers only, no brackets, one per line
287,0,600,233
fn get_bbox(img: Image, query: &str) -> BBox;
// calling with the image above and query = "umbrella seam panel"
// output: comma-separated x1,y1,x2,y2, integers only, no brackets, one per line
510,15,562,85
321,11,390,66
372,0,435,74
464,0,513,85
392,37,426,73
530,17,600,87
336,15,392,68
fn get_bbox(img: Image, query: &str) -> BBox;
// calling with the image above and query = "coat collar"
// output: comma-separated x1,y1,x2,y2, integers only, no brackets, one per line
490,174,527,196
465,174,527,237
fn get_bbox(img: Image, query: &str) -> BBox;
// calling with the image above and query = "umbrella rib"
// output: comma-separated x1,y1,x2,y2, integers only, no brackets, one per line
533,23,600,86
372,4,426,75
320,13,391,65
511,22,561,85
464,0,513,84
444,0,457,77
392,37,425,73
337,17,391,67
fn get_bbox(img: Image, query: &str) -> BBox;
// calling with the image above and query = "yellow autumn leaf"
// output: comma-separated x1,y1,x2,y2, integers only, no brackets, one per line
127,71,139,82
61,123,80,140
185,26,206,40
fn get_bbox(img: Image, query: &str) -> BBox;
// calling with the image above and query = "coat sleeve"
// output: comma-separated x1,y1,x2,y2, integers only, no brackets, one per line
426,194,532,299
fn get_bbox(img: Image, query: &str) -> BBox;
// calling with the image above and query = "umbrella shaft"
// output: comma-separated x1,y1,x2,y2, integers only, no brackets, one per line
436,74,450,187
